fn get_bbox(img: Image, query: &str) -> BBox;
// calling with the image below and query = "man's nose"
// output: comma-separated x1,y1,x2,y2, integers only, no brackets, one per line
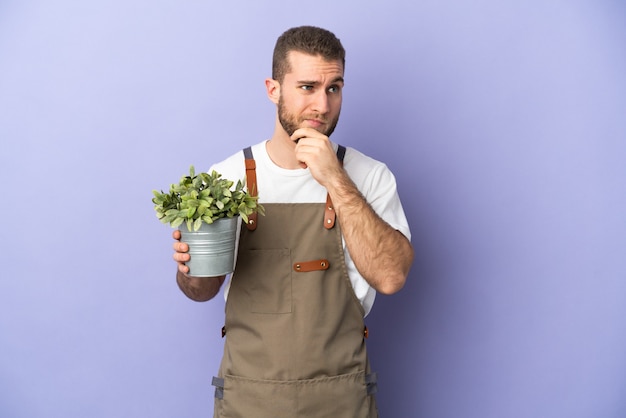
311,90,330,114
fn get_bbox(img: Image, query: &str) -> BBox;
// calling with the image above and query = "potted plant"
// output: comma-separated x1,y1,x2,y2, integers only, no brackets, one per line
152,165,264,277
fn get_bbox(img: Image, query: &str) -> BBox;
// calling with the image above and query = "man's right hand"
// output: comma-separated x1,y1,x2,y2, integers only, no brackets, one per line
172,229,191,274
172,229,226,301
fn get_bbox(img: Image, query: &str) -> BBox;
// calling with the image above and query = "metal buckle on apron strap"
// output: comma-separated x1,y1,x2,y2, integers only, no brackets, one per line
324,194,336,229
293,259,330,272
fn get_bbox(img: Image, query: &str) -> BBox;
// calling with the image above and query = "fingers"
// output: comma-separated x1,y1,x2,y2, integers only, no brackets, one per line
173,240,188,253
291,128,326,144
173,248,190,273
290,129,342,182
173,242,189,260
291,128,329,169
173,232,190,271
173,248,189,260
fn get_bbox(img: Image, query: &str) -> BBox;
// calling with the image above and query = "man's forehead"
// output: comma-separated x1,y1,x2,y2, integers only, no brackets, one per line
285,51,344,77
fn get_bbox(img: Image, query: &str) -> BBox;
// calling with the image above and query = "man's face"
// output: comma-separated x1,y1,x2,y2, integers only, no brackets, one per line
277,51,344,137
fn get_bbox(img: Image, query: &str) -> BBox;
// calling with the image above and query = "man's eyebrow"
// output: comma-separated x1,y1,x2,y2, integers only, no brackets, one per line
296,77,345,85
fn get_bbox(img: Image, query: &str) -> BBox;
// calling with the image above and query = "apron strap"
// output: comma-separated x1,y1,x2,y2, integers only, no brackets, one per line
324,144,345,229
243,146,258,231
365,372,378,395
243,144,346,230
212,376,225,399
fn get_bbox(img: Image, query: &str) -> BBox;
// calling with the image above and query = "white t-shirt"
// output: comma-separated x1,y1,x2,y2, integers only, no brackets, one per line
210,140,411,317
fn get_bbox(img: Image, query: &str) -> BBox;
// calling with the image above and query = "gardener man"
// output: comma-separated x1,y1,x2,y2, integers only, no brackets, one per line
171,25,413,418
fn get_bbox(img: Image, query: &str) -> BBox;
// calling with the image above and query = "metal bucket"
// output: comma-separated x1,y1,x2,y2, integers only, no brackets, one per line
178,217,239,277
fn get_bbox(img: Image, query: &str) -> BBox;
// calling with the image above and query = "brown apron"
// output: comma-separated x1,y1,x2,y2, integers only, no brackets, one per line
211,146,378,418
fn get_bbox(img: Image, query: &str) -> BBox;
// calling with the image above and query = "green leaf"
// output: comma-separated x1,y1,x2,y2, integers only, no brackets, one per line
171,217,184,228
161,213,175,223
154,166,264,230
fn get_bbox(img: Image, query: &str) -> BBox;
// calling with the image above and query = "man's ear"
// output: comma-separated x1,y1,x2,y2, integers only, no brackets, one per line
265,78,280,104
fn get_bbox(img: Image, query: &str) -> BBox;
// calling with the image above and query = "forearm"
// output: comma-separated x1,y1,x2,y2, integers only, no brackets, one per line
176,271,226,302
328,171,414,294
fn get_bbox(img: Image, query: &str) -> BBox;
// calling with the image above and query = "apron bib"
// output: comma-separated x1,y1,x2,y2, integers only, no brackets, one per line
211,147,378,418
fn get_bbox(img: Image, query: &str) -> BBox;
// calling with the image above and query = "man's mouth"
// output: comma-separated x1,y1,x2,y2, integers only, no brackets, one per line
304,119,325,128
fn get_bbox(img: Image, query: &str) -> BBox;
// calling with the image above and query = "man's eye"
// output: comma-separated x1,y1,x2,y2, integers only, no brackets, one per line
300,85,313,91
328,85,341,93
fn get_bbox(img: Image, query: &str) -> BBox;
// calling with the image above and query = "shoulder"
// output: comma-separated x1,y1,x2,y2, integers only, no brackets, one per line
343,146,387,172
342,146,398,196
209,141,268,182
341,145,410,239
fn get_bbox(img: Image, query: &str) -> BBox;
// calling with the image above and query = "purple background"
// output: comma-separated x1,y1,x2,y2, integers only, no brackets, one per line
1,1,625,417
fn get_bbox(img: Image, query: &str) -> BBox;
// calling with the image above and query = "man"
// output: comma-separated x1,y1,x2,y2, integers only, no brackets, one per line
172,26,413,418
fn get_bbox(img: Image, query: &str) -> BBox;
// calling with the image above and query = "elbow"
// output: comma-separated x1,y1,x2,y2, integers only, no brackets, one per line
176,271,225,302
376,272,407,295
376,244,413,295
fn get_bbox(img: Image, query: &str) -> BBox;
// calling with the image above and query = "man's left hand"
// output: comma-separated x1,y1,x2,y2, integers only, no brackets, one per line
291,127,343,187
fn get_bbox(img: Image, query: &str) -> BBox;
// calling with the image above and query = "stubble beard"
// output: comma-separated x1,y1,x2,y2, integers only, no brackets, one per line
277,95,340,138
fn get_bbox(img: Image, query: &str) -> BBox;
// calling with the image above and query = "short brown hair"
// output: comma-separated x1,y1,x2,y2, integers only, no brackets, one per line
272,26,345,82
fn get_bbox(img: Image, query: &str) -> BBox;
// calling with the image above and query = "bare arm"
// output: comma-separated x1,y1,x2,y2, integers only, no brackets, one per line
326,171,413,294
173,230,226,301
292,129,414,294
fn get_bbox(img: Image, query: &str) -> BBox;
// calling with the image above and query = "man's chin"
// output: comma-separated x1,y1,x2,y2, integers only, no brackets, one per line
302,123,335,137
279,121,336,138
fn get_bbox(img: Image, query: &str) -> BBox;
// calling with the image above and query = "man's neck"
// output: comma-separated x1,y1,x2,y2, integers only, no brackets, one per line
266,119,302,170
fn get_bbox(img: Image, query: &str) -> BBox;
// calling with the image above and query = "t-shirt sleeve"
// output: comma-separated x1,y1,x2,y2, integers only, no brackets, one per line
355,161,412,242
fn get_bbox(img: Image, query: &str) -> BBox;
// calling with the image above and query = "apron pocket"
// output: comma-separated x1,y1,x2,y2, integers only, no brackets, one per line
216,374,296,418
215,372,375,418
232,248,292,314
296,371,373,417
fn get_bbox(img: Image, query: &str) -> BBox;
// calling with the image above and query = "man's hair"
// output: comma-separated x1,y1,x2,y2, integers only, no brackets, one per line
272,26,345,82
